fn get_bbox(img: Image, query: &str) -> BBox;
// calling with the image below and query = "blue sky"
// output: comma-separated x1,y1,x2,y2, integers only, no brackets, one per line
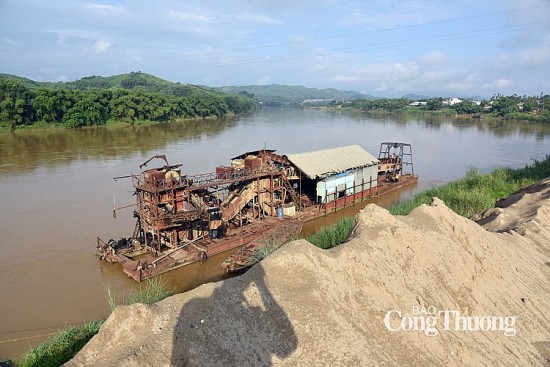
1,0,549,97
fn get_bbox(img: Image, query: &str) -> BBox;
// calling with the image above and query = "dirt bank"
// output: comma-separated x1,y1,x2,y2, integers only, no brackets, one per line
66,178,550,366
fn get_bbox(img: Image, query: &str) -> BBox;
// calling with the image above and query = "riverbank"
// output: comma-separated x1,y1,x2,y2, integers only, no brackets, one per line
332,94,550,124
65,175,550,366
0,115,231,134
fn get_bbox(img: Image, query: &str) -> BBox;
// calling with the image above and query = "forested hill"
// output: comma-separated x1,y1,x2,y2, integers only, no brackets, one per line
0,72,372,106
215,84,373,107
0,71,217,96
0,72,259,130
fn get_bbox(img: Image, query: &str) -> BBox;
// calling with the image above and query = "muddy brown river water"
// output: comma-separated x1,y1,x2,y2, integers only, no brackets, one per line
1,108,549,360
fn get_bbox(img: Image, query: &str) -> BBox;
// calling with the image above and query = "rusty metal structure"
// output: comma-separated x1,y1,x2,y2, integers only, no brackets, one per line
133,150,300,248
378,142,414,177
97,142,418,281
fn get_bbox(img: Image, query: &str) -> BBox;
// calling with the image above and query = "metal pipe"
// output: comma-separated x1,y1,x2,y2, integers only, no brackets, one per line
151,235,205,265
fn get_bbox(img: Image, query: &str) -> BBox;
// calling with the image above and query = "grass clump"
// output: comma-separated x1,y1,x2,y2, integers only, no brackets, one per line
18,320,103,367
389,168,513,217
390,155,550,217
19,277,173,367
246,242,280,267
307,217,355,249
106,276,174,312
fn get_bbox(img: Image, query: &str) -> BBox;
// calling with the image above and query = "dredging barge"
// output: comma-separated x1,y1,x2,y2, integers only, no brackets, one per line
97,142,417,281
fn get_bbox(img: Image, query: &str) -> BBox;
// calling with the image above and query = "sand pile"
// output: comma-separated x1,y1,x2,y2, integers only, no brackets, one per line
66,179,550,366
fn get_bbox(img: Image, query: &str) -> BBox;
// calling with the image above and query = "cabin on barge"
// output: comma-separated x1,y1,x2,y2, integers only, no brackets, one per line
97,142,417,281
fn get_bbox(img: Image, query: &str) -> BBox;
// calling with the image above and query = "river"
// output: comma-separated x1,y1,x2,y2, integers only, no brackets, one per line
0,108,549,360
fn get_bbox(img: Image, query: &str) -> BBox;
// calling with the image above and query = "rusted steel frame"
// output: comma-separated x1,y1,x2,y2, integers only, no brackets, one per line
151,235,205,265
190,166,282,188
133,167,283,194
139,155,170,169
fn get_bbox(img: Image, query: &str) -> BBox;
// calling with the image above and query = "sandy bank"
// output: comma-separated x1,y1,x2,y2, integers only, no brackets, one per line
66,178,550,366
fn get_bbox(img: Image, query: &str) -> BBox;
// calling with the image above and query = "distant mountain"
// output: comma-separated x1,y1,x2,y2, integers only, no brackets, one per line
402,93,430,101
215,84,374,107
0,73,375,105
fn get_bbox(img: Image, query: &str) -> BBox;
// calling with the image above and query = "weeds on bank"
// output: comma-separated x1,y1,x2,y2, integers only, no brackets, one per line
18,278,173,367
246,242,280,267
390,155,550,217
307,217,355,249
105,276,174,312
18,320,103,367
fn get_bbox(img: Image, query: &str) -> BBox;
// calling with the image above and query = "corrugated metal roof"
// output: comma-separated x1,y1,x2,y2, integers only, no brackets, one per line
286,145,379,180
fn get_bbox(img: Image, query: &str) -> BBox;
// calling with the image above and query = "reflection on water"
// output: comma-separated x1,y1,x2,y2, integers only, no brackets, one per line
0,108,548,360
0,117,237,176
2,113,548,177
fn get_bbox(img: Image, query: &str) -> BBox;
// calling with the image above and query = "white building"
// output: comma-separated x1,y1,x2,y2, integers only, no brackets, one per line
442,98,462,106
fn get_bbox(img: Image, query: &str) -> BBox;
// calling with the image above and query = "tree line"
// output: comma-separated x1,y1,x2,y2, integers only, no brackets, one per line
0,80,259,130
339,94,550,123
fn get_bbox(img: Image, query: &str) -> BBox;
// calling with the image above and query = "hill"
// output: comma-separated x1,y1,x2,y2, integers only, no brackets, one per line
67,179,550,366
402,93,430,100
0,73,260,128
0,72,218,97
0,73,42,88
0,73,373,106
215,84,373,106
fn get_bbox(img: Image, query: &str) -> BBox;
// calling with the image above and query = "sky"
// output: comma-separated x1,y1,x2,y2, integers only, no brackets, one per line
1,0,549,97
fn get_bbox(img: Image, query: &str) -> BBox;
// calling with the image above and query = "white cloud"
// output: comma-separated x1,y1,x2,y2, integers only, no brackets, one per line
50,29,113,54
331,75,364,82
91,40,111,54
125,48,144,62
257,76,271,84
1,37,24,46
168,10,211,23
482,79,512,89
518,35,550,66
343,1,449,30
420,50,447,65
85,3,124,14
234,13,281,25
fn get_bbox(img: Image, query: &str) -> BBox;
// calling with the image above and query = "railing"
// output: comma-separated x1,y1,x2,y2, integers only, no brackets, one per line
133,165,284,193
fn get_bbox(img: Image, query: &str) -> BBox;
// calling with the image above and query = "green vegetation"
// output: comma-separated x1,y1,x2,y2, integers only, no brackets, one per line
0,72,259,130
307,155,550,249
246,243,280,267
307,217,355,249
391,155,550,216
105,276,174,312
390,168,521,217
18,321,103,367
344,97,411,112
16,278,174,367
339,94,550,123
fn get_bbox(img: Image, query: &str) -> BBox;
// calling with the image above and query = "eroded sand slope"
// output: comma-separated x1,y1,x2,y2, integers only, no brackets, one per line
66,178,550,366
